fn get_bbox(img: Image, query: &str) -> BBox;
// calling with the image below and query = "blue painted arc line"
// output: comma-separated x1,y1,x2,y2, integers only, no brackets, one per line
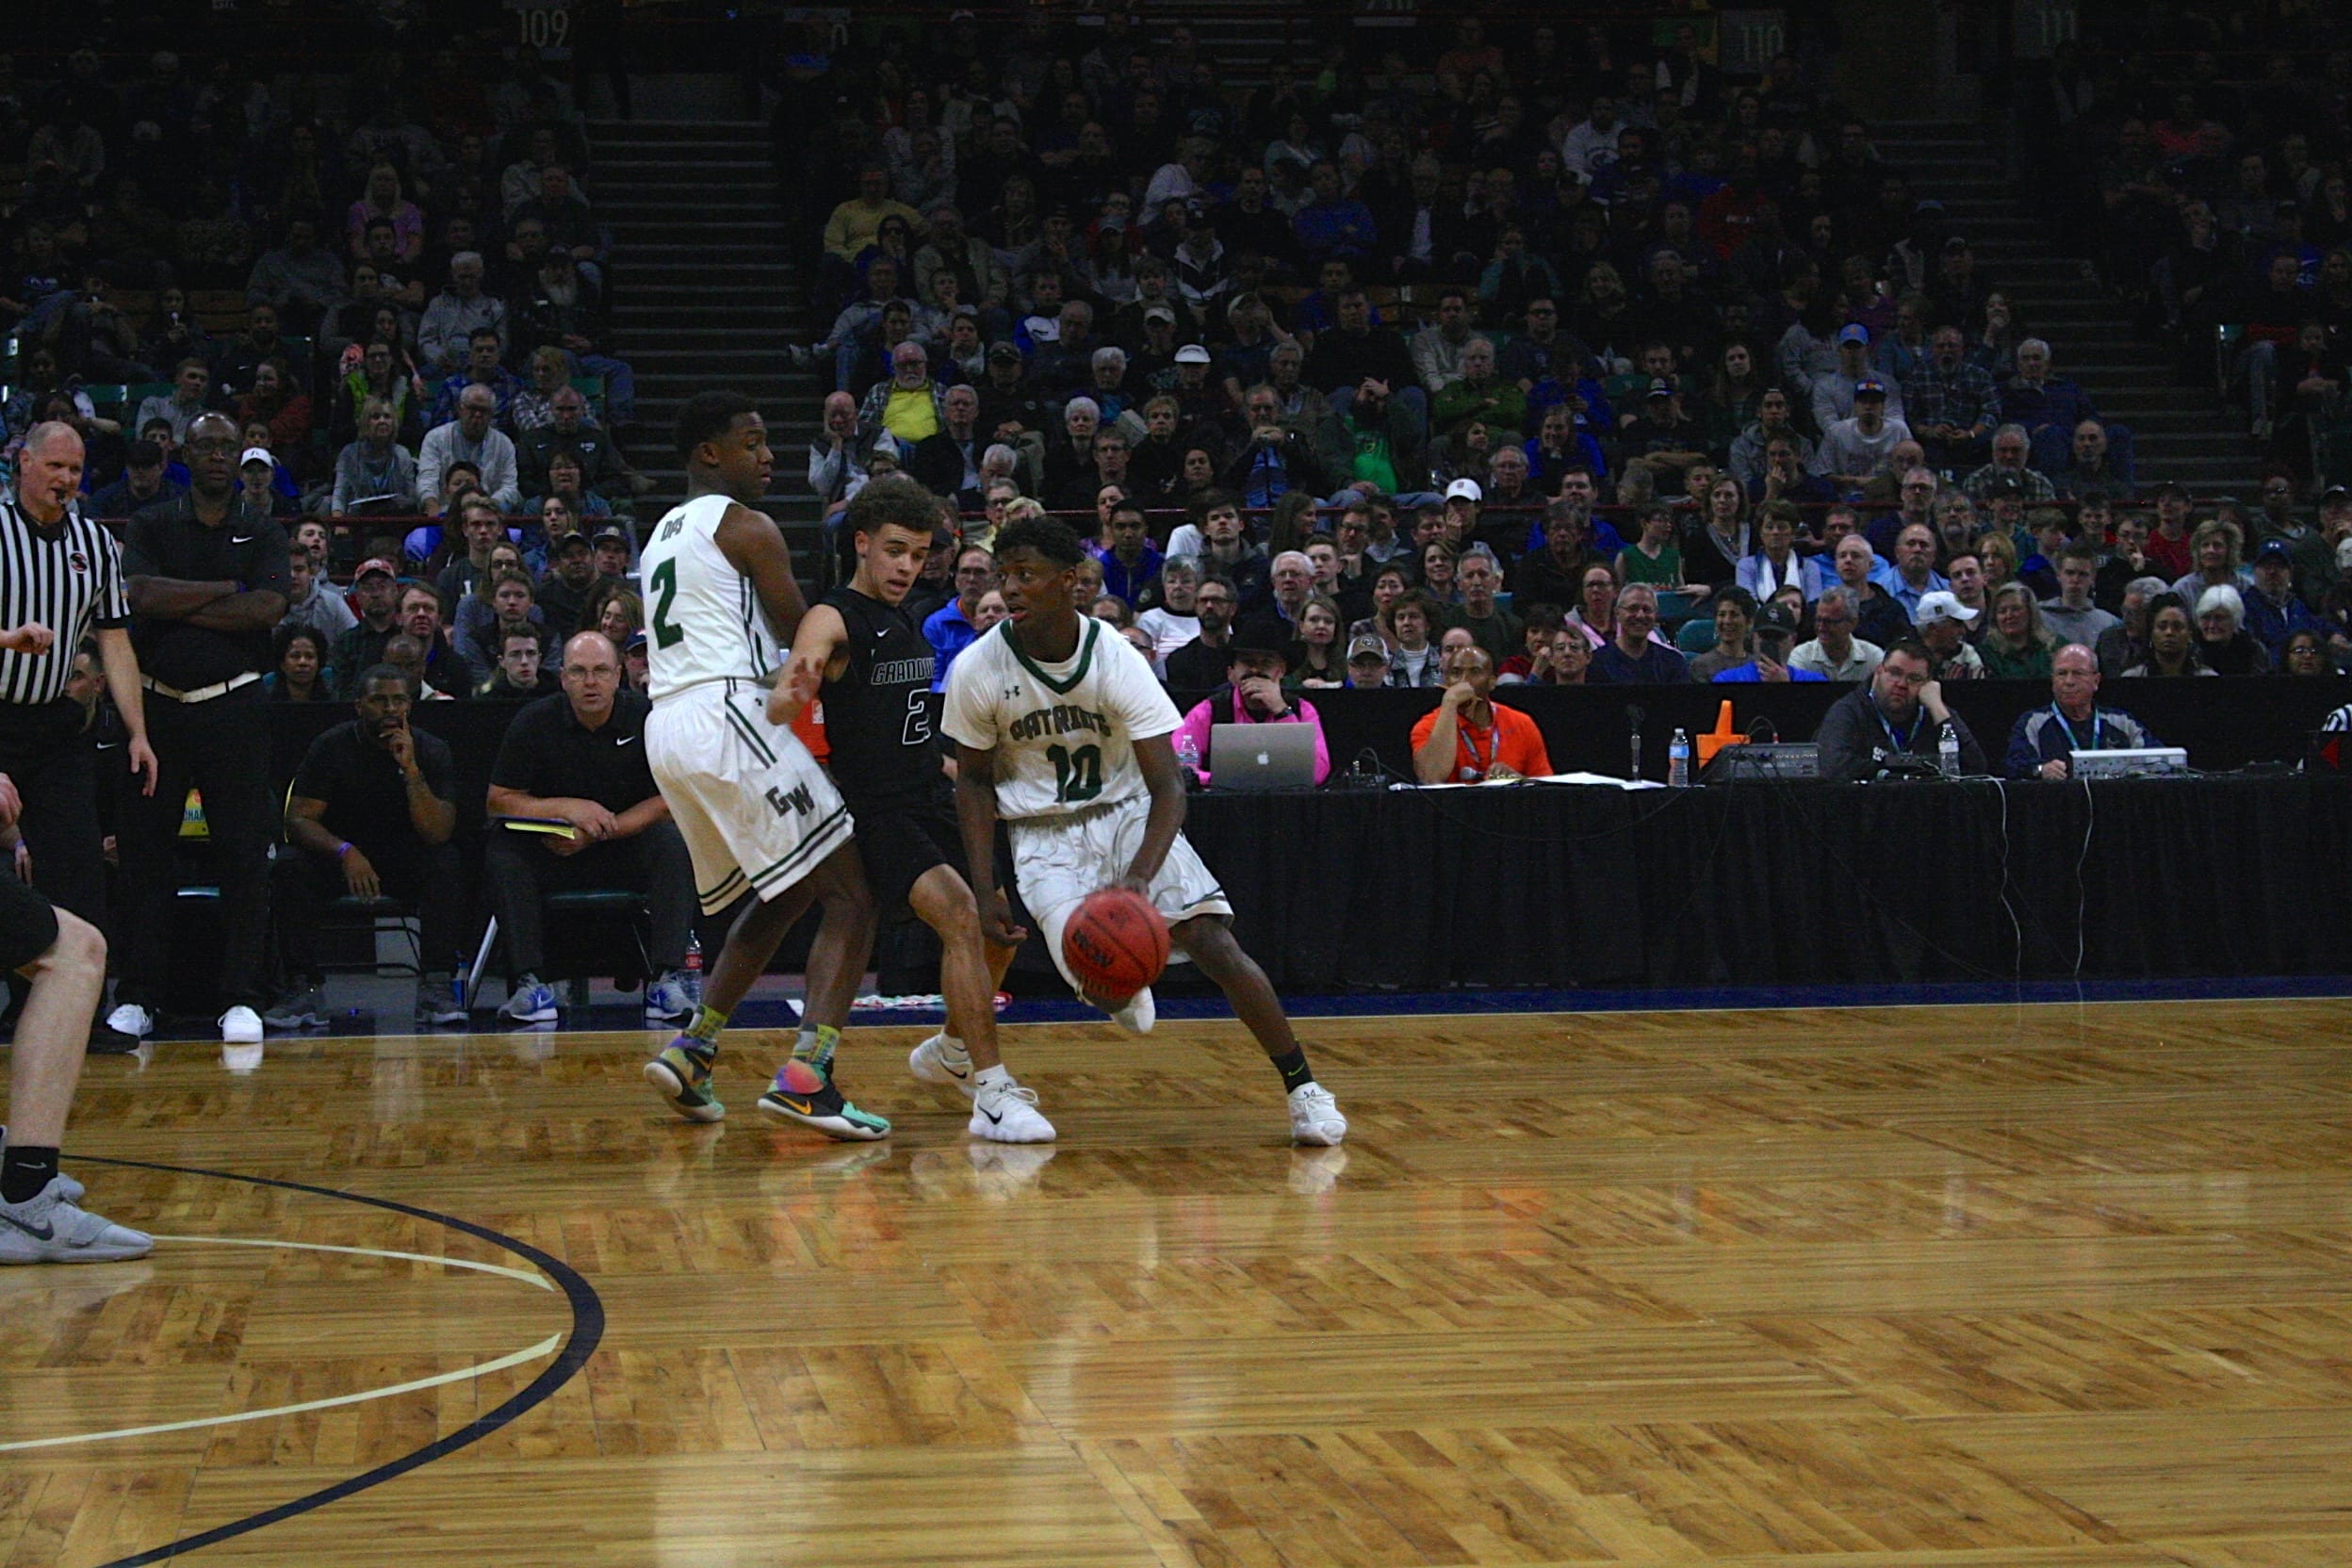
63,1154,605,1568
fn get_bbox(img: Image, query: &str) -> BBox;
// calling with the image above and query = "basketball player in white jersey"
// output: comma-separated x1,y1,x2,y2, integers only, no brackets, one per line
637,391,888,1140
942,514,1346,1146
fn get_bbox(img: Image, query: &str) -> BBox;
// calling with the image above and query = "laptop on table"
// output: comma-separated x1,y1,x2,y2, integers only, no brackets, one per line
1209,723,1319,792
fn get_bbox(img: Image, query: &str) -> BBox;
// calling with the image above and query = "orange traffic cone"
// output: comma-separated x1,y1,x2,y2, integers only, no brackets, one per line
1694,698,1739,768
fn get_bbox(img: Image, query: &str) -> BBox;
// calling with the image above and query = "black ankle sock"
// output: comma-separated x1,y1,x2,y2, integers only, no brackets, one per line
1269,1048,1315,1092
2,1145,60,1204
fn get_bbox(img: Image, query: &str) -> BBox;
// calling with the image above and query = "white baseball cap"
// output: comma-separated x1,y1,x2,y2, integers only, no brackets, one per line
1914,590,1978,626
1445,478,1483,503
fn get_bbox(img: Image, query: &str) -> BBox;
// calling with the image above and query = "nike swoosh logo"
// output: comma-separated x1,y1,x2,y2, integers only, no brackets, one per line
0,1209,55,1242
944,1062,970,1080
776,1096,814,1116
617,735,638,745
231,534,256,544
979,1104,1003,1124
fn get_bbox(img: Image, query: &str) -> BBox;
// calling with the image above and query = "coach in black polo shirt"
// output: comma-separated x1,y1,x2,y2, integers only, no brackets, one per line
108,412,290,1045
482,630,697,1026
270,666,466,1031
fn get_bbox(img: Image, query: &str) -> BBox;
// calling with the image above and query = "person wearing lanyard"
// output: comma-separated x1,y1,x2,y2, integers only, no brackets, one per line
0,423,159,1040
1412,645,1554,784
2003,643,2158,779
1816,639,1987,781
106,412,291,1046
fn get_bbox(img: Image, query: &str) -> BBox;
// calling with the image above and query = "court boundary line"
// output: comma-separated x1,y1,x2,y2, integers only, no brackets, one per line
52,1156,605,1568
145,1232,556,1288
0,1331,561,1453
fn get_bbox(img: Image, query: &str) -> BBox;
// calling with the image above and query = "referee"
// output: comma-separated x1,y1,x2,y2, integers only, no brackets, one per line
0,424,159,1008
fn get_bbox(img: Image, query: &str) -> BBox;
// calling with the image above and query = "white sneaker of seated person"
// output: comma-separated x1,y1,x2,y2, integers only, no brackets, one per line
499,975,560,1025
643,971,696,1024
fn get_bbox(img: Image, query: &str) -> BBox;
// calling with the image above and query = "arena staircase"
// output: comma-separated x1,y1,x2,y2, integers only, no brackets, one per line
585,118,829,563
1873,119,2252,494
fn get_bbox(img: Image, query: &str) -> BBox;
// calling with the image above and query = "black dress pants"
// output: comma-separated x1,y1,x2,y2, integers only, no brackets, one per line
116,683,275,1011
0,699,108,933
276,839,465,984
483,820,694,978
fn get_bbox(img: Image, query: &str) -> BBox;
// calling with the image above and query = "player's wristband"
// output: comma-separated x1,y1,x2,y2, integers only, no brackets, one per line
335,841,352,859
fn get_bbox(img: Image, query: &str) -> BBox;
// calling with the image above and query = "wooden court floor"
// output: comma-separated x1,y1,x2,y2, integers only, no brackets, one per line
6,996,2352,1567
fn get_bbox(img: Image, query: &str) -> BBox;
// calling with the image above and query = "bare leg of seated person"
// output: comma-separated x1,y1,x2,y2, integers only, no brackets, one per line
2,901,154,1264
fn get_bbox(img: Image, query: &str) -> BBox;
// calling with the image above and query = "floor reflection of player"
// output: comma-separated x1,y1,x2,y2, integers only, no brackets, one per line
940,514,1347,1146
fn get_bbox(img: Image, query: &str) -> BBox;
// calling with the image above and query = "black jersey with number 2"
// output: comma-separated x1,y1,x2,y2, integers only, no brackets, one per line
818,587,939,811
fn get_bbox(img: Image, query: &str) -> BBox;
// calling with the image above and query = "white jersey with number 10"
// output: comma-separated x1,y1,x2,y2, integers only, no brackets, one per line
940,616,1180,820
638,493,781,701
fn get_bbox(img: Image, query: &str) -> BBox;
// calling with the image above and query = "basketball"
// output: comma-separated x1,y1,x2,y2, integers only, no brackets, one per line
1062,887,1170,1000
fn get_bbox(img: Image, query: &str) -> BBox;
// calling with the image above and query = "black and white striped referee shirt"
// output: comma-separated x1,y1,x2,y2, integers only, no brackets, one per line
0,494,130,707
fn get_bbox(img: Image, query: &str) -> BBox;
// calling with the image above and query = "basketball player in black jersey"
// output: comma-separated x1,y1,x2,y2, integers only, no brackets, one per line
771,478,1054,1143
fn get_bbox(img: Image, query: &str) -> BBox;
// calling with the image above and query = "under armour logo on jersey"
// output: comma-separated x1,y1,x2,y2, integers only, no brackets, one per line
765,783,816,818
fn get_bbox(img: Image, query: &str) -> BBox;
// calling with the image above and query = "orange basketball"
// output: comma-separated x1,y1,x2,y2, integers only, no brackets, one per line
1062,888,1169,1000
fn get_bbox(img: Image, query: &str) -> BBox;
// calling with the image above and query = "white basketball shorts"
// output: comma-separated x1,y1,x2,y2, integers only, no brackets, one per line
647,679,853,914
1007,792,1231,992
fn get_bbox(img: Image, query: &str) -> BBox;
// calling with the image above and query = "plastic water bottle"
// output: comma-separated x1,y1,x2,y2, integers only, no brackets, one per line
1174,729,1202,779
1667,727,1690,789
684,932,704,1003
1938,722,1961,778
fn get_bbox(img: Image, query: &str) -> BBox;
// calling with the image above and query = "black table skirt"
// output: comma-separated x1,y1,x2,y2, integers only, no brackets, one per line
1183,773,2352,991
237,700,2352,995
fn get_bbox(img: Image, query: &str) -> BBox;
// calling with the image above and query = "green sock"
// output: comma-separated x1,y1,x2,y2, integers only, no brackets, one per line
1269,1047,1315,1092
792,1023,841,1074
682,1004,729,1048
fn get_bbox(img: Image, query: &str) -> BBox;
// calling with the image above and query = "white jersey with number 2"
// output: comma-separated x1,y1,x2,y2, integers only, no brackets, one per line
639,492,781,701
940,616,1179,820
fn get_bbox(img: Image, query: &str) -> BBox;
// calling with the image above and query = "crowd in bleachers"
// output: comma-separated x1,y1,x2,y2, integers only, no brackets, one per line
1,36,646,622
776,8,2352,696
2018,28,2352,493
5,13,2352,1043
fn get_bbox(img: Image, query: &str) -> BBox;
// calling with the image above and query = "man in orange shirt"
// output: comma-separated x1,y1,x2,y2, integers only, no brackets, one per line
1410,645,1554,783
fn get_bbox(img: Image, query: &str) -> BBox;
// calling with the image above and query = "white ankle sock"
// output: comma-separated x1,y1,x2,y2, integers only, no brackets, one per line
973,1064,1011,1088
